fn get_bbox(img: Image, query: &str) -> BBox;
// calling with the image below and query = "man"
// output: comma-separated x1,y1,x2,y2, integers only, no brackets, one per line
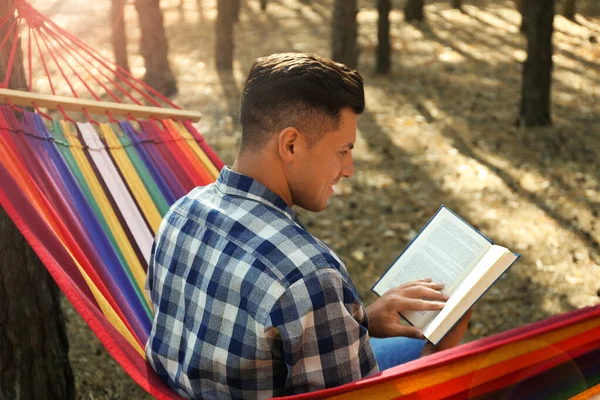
146,53,470,399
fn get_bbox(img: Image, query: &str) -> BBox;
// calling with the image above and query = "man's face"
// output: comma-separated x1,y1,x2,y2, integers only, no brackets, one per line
288,108,356,212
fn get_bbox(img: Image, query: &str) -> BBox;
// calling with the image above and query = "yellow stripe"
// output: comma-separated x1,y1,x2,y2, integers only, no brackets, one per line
61,122,150,308
1,138,144,357
100,123,163,234
329,317,600,399
70,251,145,357
170,120,220,179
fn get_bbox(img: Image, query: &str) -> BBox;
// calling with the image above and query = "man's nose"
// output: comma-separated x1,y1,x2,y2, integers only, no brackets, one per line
342,156,354,179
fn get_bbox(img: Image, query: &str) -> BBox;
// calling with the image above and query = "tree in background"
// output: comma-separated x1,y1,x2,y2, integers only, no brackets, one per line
520,0,555,126
216,0,237,70
260,0,267,11
332,0,358,69
405,0,425,22
515,0,528,33
135,0,178,96
376,0,391,74
110,0,130,72
562,0,576,21
0,2,74,398
451,0,463,11
233,0,241,22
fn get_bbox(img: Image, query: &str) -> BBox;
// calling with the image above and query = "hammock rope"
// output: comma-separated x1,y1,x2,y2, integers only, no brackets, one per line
0,1,598,399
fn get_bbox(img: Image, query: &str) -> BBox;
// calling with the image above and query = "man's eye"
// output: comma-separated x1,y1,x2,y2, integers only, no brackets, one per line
339,150,348,157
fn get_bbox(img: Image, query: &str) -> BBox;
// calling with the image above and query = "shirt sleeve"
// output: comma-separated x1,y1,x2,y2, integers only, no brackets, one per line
266,268,378,395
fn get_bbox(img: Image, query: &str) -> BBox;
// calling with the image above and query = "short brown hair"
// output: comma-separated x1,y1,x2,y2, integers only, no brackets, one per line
239,53,364,150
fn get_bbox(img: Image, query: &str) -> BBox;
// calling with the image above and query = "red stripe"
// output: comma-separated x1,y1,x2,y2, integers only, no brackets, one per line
141,120,196,191
151,119,204,187
0,165,95,305
0,187,183,400
281,305,600,399
183,121,225,170
162,120,213,186
444,340,600,400
404,329,600,399
0,117,142,346
0,140,141,340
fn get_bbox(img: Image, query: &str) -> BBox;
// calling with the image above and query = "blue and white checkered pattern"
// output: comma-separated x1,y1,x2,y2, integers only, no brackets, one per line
146,167,377,399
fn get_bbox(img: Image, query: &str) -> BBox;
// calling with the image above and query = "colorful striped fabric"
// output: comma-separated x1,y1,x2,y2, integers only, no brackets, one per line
281,305,600,400
0,106,598,399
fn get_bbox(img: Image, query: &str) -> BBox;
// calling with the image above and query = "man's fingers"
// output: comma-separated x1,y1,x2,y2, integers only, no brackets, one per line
405,298,446,311
391,325,425,340
397,279,432,288
395,281,445,291
423,282,445,291
402,286,448,301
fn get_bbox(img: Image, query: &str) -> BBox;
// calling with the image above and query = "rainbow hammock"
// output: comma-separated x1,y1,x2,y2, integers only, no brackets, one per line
1,1,599,399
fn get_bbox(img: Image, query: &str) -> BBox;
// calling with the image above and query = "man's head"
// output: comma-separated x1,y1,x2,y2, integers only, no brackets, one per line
237,53,364,212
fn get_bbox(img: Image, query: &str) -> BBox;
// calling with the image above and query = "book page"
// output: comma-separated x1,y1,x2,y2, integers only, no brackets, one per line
373,207,492,328
423,247,517,344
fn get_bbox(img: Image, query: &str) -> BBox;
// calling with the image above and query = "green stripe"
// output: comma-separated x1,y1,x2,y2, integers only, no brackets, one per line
51,120,152,319
111,123,170,216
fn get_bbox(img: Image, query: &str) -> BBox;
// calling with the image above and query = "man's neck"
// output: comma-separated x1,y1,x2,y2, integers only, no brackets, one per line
231,151,294,207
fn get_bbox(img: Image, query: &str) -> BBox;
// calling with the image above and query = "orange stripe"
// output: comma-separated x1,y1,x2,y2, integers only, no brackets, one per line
162,119,214,185
327,316,600,399
0,131,144,355
571,383,600,400
410,334,600,399
171,120,219,179
390,316,600,394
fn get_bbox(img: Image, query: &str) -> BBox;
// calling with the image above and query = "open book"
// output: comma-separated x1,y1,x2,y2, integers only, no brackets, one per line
371,205,520,345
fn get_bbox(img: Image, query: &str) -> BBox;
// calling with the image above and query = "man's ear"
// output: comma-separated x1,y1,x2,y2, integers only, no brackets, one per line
278,127,304,163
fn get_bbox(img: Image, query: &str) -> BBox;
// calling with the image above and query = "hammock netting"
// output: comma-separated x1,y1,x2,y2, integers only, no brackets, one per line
0,1,599,399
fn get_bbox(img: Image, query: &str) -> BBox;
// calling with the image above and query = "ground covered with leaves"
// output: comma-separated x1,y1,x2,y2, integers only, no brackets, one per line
32,0,600,398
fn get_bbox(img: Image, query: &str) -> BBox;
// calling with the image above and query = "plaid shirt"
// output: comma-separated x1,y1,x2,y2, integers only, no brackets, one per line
146,167,377,399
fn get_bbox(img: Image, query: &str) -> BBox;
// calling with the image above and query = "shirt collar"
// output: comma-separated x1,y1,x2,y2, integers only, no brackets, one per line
215,166,301,225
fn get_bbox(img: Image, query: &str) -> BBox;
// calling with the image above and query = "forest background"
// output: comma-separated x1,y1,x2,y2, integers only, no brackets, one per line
1,0,599,398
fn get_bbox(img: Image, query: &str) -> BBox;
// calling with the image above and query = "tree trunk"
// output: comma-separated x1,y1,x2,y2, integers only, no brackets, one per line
135,0,177,96
332,0,358,69
376,0,391,74
451,0,463,10
515,0,528,33
110,0,130,72
233,0,241,22
0,5,75,399
562,0,576,21
260,0,267,11
520,0,554,126
0,210,76,400
0,3,27,92
405,0,425,22
0,4,74,398
215,0,236,70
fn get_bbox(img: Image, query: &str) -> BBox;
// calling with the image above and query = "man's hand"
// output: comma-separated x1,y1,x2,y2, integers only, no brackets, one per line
421,309,473,357
366,279,447,338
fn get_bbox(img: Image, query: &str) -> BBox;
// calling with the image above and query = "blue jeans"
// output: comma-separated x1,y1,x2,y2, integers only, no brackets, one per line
369,337,427,371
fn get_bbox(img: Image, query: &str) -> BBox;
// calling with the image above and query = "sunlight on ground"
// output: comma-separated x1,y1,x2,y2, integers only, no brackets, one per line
30,0,600,332
21,0,600,397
